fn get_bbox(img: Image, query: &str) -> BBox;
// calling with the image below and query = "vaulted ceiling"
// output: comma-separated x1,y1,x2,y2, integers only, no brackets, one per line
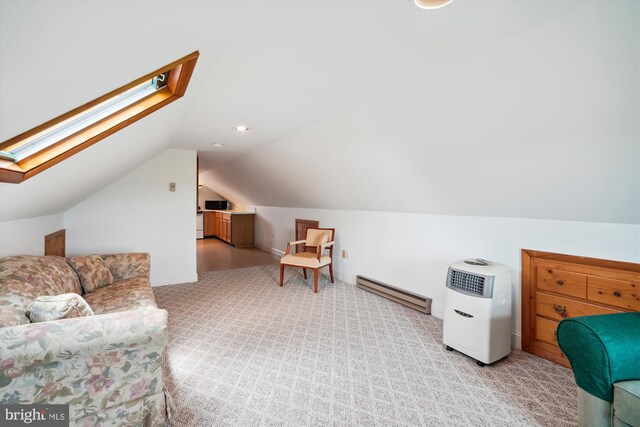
1,0,638,224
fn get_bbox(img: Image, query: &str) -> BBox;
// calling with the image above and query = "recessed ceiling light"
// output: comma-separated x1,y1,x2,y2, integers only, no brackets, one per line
413,0,453,9
212,143,223,148
233,126,250,132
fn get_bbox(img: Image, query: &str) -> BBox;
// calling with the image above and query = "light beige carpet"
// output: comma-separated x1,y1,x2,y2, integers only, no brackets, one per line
154,265,578,427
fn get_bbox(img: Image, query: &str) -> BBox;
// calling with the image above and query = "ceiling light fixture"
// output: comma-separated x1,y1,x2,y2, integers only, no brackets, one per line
233,126,250,132
413,0,453,10
212,143,224,148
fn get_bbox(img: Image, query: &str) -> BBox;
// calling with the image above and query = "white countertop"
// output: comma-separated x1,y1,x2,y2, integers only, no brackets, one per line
202,209,256,215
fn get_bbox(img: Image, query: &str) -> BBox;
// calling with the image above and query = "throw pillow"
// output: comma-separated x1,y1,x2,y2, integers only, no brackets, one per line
67,255,114,293
27,293,94,322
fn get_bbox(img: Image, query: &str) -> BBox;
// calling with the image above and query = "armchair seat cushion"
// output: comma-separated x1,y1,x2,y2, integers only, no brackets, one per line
281,252,331,268
614,381,640,427
83,276,157,315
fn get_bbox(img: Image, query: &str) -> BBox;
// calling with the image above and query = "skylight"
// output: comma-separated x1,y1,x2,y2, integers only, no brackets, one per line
0,80,158,162
0,52,199,183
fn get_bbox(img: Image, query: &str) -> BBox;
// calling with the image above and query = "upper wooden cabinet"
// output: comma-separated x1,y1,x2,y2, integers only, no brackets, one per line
521,249,640,367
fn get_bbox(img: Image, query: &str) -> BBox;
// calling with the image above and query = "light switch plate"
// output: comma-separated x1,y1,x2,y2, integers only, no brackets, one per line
169,182,176,192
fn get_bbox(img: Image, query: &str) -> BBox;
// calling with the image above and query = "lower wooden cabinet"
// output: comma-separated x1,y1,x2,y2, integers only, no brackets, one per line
522,249,640,367
203,212,216,237
204,212,254,247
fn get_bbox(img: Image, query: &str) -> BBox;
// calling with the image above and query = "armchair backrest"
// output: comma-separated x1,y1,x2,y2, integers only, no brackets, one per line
296,218,319,253
305,228,335,257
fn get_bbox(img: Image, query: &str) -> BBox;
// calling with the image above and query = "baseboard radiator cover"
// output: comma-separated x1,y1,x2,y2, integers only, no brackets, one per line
356,275,431,314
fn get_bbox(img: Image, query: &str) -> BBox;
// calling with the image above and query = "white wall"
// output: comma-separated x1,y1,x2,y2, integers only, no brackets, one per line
64,149,197,286
254,206,640,347
0,213,65,257
197,182,225,210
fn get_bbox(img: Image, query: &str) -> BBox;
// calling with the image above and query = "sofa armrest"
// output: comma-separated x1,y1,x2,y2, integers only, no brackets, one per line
100,253,150,281
557,312,640,402
0,308,168,418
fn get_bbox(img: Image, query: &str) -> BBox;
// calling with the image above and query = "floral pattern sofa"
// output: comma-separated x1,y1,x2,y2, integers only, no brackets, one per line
0,253,172,426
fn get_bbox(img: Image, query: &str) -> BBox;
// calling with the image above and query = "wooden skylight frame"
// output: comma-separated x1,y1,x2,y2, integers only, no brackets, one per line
0,51,199,184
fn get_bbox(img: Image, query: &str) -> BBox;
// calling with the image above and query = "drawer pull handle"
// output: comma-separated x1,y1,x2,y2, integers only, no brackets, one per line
553,304,568,318
613,291,622,297
548,269,553,274
556,280,564,286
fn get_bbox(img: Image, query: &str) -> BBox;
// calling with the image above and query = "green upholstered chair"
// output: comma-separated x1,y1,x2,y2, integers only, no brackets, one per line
557,313,640,427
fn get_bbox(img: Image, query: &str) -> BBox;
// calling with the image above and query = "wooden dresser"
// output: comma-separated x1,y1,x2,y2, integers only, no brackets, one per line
522,249,640,367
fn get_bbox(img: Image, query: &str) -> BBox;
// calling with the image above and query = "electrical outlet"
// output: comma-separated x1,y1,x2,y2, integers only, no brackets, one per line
342,250,349,259
169,182,176,192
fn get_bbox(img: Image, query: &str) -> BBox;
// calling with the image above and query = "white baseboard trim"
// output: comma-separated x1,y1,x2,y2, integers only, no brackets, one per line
255,243,285,258
151,273,198,287
511,331,522,349
270,248,285,257
431,304,444,319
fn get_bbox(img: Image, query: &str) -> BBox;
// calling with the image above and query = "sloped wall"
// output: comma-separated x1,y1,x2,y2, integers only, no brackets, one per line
204,0,639,224
64,149,197,286
0,214,64,257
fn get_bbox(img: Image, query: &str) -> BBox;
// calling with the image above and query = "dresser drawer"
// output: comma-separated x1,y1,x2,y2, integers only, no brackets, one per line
524,250,640,368
536,292,622,321
536,266,587,299
588,276,640,311
536,316,559,346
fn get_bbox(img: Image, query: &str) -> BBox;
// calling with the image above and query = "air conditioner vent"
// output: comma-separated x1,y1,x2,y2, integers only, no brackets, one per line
448,270,485,296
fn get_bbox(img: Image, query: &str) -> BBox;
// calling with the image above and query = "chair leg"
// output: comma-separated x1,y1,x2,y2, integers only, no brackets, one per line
313,269,319,293
303,268,307,280
329,263,334,283
279,264,284,287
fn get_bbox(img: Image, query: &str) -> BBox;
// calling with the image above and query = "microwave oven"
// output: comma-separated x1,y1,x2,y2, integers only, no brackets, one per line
205,200,228,210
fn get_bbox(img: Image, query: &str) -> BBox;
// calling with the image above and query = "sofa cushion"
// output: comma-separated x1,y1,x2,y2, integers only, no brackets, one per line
67,255,114,293
0,256,82,327
101,253,150,281
83,276,157,315
27,293,94,322
614,381,640,427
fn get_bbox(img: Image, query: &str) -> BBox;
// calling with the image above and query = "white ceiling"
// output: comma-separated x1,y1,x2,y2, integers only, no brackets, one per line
1,0,578,171
1,0,638,224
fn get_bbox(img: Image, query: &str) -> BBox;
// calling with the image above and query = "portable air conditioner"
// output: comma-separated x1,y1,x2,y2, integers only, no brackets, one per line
442,258,512,366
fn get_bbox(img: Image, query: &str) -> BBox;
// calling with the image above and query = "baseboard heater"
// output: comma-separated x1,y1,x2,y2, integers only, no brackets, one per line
356,275,431,314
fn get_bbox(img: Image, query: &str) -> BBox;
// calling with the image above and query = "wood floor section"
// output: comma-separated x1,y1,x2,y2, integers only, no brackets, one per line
197,238,279,273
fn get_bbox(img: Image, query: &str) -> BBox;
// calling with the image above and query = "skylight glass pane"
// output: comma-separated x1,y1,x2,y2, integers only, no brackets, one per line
5,79,157,161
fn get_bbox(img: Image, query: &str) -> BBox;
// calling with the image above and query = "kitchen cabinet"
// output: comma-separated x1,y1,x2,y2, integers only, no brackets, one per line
203,212,216,237
214,212,254,247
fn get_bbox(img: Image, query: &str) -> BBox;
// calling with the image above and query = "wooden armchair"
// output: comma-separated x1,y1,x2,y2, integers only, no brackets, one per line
279,228,335,293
